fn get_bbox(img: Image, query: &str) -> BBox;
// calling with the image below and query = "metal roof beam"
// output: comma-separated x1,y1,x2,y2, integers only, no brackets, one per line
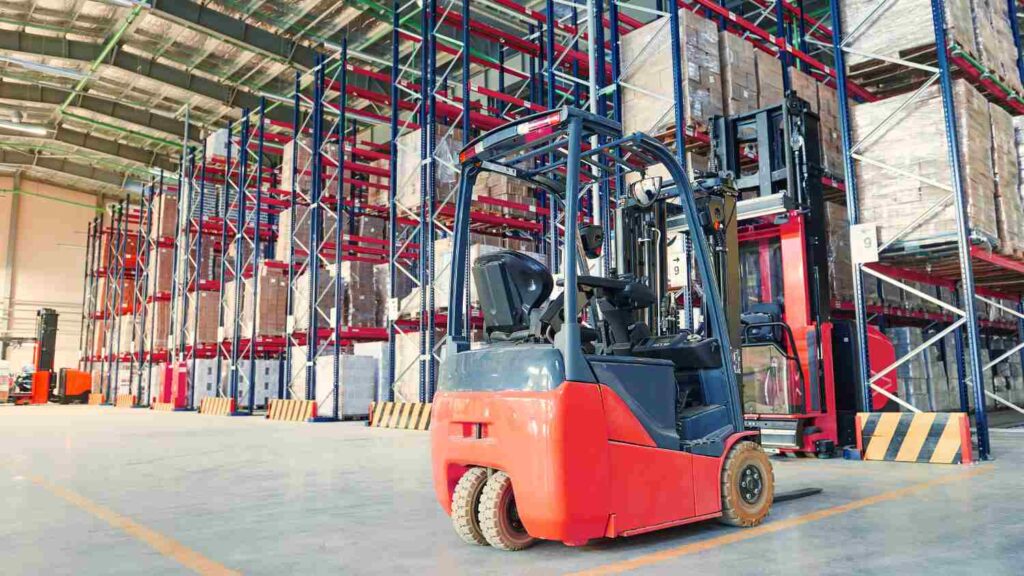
0,82,197,141
0,31,293,123
147,0,318,70
50,126,177,171
0,149,131,188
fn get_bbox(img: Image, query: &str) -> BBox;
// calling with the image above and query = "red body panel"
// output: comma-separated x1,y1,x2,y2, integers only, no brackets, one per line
30,372,50,404
431,381,755,545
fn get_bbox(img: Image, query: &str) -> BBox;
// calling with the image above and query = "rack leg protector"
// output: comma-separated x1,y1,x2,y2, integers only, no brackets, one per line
266,399,317,422
368,402,432,431
198,397,237,416
114,394,136,408
856,412,973,465
87,393,105,405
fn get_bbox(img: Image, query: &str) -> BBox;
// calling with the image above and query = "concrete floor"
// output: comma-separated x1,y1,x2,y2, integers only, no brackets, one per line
1,405,1021,575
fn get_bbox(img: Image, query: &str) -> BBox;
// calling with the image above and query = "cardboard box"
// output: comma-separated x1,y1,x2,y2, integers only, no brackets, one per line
620,9,723,135
852,80,999,248
720,33,758,116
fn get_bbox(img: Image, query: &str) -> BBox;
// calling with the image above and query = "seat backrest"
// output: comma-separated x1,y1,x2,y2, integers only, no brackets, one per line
472,251,553,338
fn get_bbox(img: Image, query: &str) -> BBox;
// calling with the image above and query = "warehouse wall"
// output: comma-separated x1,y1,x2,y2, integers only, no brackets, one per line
0,177,98,372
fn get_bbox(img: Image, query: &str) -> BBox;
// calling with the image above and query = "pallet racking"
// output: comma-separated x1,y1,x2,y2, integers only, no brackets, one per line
830,0,1024,460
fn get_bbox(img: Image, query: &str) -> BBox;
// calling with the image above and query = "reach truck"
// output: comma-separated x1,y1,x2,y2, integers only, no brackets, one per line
431,108,773,550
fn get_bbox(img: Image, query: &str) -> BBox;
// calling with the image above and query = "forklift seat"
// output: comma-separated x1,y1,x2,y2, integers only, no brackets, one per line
473,250,553,340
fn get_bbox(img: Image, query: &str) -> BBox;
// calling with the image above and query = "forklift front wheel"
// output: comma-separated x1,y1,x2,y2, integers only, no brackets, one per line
451,467,490,546
719,441,775,527
478,471,537,551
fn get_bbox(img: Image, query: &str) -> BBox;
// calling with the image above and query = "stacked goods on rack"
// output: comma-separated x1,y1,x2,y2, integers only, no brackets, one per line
286,347,377,418
843,0,1022,93
619,9,722,137
151,195,178,239
228,359,281,409
185,290,220,343
222,264,289,339
146,247,174,294
394,127,463,214
145,300,171,346
340,261,377,327
824,201,854,303
990,106,1023,256
841,0,971,88
279,137,349,197
890,327,934,410
274,203,314,261
392,328,444,403
720,33,758,116
292,265,342,332
972,0,1024,93
373,263,416,324
852,80,1000,250
817,85,844,177
863,277,902,308
755,51,784,108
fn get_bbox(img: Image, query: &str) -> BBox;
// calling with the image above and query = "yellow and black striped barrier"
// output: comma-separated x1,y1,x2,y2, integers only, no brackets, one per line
368,402,432,431
114,394,136,408
856,412,973,465
199,397,236,416
87,393,105,405
151,402,178,412
266,399,317,422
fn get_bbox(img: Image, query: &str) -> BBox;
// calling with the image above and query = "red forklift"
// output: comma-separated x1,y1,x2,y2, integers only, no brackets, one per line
10,308,59,405
701,95,897,454
431,108,773,550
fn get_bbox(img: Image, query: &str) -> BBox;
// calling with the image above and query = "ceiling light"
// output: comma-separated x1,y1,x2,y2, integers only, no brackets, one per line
0,56,88,81
0,120,49,136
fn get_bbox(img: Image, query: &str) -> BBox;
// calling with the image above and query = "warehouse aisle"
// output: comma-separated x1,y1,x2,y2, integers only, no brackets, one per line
1,405,1021,575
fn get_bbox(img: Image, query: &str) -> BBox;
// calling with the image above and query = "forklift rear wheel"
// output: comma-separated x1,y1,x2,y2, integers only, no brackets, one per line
451,467,490,546
478,471,536,551
720,441,774,527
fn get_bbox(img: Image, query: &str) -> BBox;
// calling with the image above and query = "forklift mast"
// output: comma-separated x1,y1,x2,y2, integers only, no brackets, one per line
34,308,58,373
711,94,830,327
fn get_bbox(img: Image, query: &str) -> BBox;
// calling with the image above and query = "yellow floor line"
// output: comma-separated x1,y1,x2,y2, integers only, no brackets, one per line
31,476,240,576
569,467,990,576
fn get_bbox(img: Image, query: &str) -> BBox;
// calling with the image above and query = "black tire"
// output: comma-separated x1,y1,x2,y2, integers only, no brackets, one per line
451,467,490,546
478,471,536,551
720,441,774,527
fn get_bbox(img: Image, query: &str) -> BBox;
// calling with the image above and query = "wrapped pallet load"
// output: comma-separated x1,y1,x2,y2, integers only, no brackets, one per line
755,50,784,107
394,126,462,217
824,202,854,304
619,9,722,135
972,0,1024,94
185,290,219,343
275,203,314,262
292,264,343,332
852,80,999,250
841,0,976,77
991,107,1024,257
720,33,758,115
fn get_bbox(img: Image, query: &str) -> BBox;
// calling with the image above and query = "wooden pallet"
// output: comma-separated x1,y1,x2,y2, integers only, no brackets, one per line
848,42,1024,108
